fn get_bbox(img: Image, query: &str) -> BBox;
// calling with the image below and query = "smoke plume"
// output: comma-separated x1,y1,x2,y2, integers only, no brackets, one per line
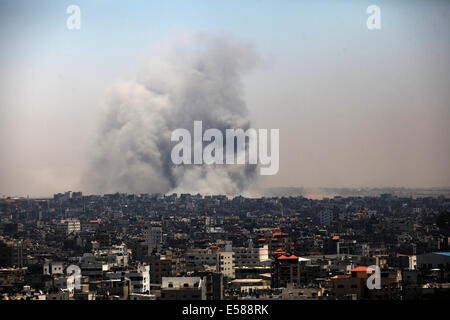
84,34,260,196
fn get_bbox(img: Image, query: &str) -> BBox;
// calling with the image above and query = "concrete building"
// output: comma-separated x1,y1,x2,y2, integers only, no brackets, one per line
106,264,151,294
145,227,162,251
160,277,206,300
57,219,81,235
271,255,301,288
233,244,269,267
126,264,150,293
318,209,334,226
416,252,450,271
217,251,235,279
149,256,172,286
330,266,400,300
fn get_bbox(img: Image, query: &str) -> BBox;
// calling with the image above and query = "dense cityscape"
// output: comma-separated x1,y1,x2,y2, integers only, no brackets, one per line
1,191,449,300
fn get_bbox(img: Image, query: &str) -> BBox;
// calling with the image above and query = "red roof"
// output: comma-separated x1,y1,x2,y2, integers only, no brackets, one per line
209,245,218,249
274,232,287,236
277,255,299,260
351,266,375,272
271,238,279,241
89,220,98,223
332,236,340,240
273,251,286,255
272,227,280,231
258,238,266,241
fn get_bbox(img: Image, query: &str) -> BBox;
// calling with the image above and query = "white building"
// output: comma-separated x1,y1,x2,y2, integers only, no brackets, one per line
57,219,81,235
187,248,218,266
217,251,235,279
233,244,269,267
106,264,150,293
43,262,64,275
127,265,150,293
161,277,206,300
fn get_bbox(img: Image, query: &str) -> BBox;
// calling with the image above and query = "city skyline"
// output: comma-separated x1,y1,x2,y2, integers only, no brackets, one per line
1,190,449,301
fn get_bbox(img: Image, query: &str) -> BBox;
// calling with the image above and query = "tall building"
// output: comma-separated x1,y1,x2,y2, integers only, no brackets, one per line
43,261,64,275
271,254,301,288
0,241,23,268
186,247,219,268
194,272,224,300
149,255,172,285
323,236,340,254
257,228,292,253
57,219,81,235
217,251,235,279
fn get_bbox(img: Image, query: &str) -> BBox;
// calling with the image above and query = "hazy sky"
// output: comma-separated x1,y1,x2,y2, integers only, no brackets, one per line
0,0,449,197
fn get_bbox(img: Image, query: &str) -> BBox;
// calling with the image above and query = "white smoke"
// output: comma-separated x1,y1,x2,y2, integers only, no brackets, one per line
84,34,261,196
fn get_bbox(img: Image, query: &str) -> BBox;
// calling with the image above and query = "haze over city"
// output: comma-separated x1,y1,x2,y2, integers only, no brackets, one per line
1,0,449,197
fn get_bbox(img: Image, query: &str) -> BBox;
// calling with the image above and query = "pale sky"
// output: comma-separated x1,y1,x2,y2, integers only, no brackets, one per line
0,0,449,197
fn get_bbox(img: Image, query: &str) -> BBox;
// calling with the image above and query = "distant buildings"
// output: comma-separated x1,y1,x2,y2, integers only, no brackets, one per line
271,254,301,288
233,243,269,268
217,251,235,279
160,277,206,300
0,191,449,300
